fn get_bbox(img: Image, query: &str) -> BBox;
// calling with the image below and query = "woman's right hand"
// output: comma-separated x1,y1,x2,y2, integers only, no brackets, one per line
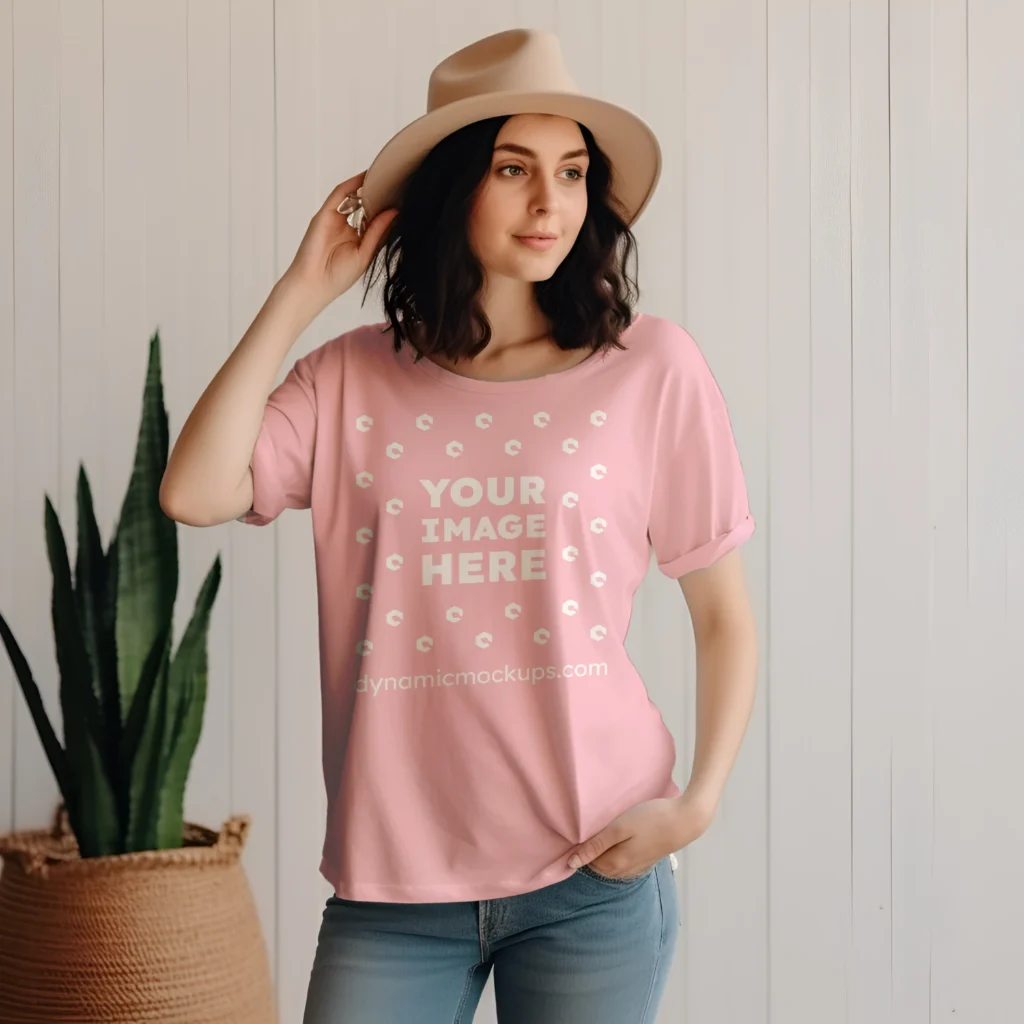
283,170,399,313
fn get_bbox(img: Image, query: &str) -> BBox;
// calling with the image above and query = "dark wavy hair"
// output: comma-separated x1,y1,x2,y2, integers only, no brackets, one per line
353,115,642,364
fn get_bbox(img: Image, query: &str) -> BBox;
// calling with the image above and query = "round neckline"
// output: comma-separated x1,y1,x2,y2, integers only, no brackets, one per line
397,312,644,393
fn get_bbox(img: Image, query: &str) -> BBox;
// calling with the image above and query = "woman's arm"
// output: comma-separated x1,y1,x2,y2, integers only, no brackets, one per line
675,548,759,815
159,274,322,527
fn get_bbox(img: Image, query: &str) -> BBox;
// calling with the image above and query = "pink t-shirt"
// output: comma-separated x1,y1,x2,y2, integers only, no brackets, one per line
241,311,755,902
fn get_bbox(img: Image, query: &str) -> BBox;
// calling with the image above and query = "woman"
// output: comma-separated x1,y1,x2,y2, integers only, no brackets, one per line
160,28,758,1024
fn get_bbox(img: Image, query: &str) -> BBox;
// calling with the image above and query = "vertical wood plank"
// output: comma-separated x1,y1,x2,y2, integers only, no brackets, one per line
849,0,896,1020
889,1,940,1017
802,2,855,1019
928,1,970,1020
952,0,1024,1015
767,0,851,1020
0,0,15,835
11,0,61,831
766,11,813,1014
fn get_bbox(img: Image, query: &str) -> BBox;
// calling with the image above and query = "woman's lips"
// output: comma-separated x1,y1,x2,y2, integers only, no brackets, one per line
515,236,557,251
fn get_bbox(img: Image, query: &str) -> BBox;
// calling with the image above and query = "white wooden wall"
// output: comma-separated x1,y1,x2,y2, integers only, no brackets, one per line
1,2,1021,1022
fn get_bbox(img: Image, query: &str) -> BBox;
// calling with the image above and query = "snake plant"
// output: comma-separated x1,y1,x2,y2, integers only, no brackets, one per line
0,329,221,857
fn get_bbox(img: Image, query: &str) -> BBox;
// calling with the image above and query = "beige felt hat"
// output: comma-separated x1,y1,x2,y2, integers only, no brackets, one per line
336,27,662,253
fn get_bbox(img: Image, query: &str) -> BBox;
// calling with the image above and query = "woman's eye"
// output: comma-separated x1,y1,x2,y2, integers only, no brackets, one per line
497,165,584,180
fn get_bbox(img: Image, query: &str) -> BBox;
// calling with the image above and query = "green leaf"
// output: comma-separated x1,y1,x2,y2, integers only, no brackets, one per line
119,622,172,846
44,496,120,855
125,641,172,852
76,728,123,856
0,609,77,828
74,465,121,783
114,330,178,720
104,524,120,641
156,555,222,848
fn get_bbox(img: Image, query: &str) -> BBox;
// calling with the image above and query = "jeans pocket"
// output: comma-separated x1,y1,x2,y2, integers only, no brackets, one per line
576,859,657,886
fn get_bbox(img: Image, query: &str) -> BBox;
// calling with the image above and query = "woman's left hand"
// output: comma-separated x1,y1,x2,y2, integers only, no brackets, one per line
566,793,715,878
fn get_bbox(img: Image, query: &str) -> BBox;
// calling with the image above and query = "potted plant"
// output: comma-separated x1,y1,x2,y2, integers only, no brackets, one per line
0,330,275,1023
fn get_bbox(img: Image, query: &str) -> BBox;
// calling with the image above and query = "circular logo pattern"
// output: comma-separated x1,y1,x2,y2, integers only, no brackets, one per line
350,404,618,659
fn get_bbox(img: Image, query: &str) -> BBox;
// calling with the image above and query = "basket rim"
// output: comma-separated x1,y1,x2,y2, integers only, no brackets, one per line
0,813,252,878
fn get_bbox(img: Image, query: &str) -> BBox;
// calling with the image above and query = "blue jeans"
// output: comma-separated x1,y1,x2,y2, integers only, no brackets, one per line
302,854,680,1023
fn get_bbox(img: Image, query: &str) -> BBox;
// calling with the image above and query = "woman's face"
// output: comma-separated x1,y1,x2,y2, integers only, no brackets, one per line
468,113,590,281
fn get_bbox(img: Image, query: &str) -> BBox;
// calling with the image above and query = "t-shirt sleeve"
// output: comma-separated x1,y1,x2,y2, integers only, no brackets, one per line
646,329,756,578
237,351,318,527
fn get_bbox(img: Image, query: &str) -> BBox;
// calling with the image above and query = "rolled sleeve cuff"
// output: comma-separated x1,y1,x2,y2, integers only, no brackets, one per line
656,513,756,579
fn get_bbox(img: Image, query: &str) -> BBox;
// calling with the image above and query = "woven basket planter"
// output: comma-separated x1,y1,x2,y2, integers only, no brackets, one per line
0,806,276,1024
